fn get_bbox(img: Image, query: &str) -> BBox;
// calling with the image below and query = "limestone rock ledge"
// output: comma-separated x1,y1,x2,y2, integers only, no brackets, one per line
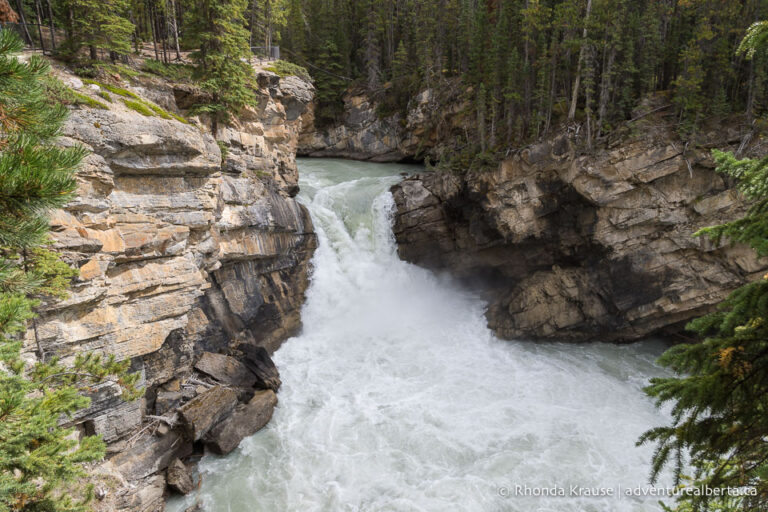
24,67,316,510
392,124,768,342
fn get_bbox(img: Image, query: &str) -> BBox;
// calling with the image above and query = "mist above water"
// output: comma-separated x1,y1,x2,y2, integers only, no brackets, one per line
170,158,672,512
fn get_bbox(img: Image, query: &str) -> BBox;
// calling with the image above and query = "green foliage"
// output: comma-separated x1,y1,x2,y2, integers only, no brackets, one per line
312,40,347,125
216,140,229,164
120,97,188,124
70,61,141,80
69,64,99,79
0,30,140,512
41,75,109,110
673,41,706,136
82,79,139,99
122,98,154,116
264,60,311,82
738,21,768,60
146,103,188,124
55,0,134,59
658,461,751,512
185,0,257,133
141,59,195,82
639,272,768,511
375,41,418,119
70,91,109,110
696,151,768,256
76,79,187,123
430,145,499,175
280,0,766,146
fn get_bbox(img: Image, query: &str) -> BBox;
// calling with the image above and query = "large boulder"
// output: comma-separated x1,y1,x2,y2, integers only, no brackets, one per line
204,390,277,455
115,474,167,512
239,345,281,391
279,75,314,121
110,429,193,481
166,458,195,495
178,386,238,441
194,352,257,388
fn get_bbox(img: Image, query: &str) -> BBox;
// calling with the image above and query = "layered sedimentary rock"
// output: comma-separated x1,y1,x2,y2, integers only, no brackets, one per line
392,116,768,342
26,66,315,509
298,86,467,162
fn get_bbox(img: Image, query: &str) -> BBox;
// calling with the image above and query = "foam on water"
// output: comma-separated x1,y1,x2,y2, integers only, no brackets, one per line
169,158,673,512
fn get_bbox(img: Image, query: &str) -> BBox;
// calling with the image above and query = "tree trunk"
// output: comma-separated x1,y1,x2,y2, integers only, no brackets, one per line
14,0,33,45
522,0,531,136
265,0,272,57
148,0,159,61
544,46,557,134
168,0,181,60
597,44,616,139
33,0,46,53
568,0,592,121
45,0,55,50
248,0,257,48
67,5,74,46
155,1,167,63
365,0,380,90
478,91,487,152
745,7,759,122
585,47,594,149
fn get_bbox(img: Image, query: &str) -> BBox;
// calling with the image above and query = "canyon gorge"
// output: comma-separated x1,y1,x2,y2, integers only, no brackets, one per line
5,1,766,510
28,67,765,512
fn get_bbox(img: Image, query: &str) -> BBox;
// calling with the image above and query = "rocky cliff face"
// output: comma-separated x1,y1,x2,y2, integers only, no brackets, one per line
27,66,315,510
392,118,768,342
298,86,467,162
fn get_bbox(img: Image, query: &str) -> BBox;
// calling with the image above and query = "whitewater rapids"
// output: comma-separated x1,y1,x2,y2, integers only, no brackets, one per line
169,158,672,512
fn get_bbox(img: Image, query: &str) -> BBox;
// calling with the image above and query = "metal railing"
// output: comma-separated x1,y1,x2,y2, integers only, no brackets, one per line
251,45,279,61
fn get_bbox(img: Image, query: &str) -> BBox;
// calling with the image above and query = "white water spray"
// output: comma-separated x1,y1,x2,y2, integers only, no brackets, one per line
170,158,672,512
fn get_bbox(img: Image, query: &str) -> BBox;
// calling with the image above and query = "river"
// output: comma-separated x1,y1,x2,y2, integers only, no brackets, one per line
169,158,673,512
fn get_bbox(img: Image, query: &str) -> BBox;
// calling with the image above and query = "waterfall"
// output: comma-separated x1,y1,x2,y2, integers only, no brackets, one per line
170,158,672,512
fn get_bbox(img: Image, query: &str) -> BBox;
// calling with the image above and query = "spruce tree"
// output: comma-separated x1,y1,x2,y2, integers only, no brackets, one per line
57,0,134,59
185,0,257,134
0,30,139,512
313,39,346,125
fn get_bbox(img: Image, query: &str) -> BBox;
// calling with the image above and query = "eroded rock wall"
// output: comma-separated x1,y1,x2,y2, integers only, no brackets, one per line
298,86,468,162
26,67,315,510
392,123,768,342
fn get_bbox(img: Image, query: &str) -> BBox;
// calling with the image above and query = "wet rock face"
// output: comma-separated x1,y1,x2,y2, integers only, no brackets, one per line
28,67,315,510
166,458,195,495
392,131,768,342
204,390,277,455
